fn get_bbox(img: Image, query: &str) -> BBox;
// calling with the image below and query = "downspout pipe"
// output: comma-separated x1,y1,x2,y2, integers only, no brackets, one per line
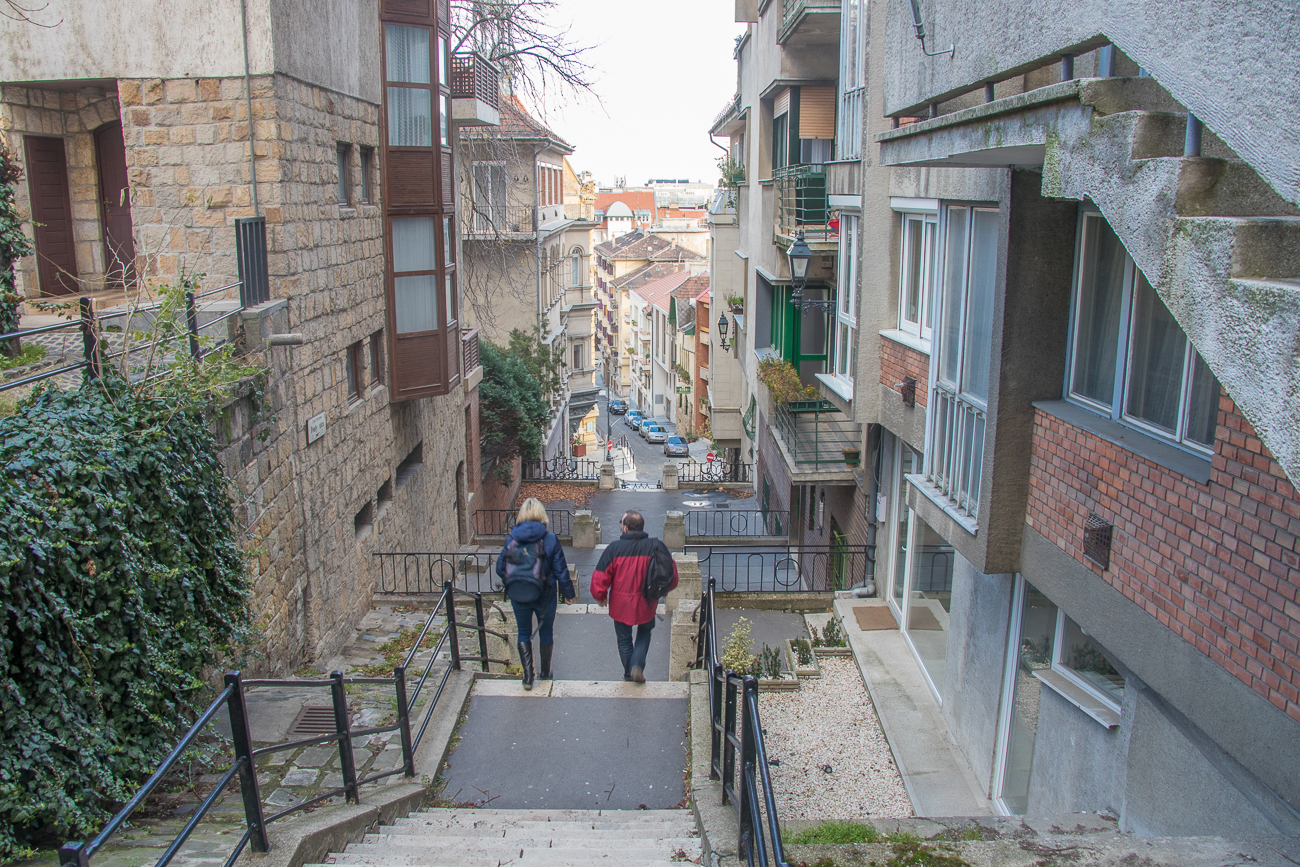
240,0,260,216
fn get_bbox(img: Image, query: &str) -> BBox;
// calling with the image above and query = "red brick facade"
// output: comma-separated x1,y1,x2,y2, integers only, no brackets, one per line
879,335,930,407
1026,393,1300,723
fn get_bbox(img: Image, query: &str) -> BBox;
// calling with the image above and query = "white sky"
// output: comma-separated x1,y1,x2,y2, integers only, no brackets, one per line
525,1,747,187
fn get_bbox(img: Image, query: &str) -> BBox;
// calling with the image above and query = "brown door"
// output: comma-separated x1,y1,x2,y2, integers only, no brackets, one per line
24,136,79,296
94,121,135,287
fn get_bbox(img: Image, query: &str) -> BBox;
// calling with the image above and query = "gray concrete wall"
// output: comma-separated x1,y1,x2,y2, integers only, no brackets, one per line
881,0,1300,207
940,559,1013,797
1026,684,1130,816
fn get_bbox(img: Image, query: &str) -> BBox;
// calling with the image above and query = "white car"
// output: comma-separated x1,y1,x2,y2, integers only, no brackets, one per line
643,425,667,444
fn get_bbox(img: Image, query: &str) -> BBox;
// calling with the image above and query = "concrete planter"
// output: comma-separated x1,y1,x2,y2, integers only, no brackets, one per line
813,646,852,657
785,638,822,678
755,676,799,691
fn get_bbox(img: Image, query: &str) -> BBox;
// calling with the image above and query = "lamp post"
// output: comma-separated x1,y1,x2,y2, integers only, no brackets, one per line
788,230,833,316
717,309,730,351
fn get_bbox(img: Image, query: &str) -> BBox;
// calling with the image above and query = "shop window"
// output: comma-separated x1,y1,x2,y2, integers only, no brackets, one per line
1067,211,1220,453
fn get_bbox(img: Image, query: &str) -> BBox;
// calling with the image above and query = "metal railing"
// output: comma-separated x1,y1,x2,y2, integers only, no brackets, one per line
689,543,875,592
449,51,501,110
58,581,503,867
373,550,499,595
467,204,535,236
473,508,573,537
521,456,599,481
695,577,790,867
462,327,481,377
927,386,986,518
771,400,862,467
774,164,832,241
1,282,242,394
678,460,753,484
686,510,787,539
235,217,269,307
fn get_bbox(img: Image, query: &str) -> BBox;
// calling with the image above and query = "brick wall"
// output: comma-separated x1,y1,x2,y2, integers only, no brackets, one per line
879,334,929,407
1026,393,1300,723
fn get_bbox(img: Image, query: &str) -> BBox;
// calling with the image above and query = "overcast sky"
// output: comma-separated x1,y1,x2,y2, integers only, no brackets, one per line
526,1,747,188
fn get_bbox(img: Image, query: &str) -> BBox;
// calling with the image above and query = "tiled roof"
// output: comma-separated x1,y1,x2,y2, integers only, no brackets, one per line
678,273,710,301
459,95,573,151
596,190,656,215
601,232,705,262
631,269,692,314
610,261,686,291
593,229,646,257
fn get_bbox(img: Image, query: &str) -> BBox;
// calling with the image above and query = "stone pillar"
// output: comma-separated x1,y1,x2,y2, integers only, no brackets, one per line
666,551,701,612
572,510,599,548
599,461,616,490
663,510,686,552
669,599,700,682
662,463,679,490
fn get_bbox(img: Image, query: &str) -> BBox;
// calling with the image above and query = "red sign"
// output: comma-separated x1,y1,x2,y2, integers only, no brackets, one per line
706,452,715,462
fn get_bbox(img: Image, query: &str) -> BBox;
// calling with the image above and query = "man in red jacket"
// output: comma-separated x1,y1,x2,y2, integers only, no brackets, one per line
590,510,679,682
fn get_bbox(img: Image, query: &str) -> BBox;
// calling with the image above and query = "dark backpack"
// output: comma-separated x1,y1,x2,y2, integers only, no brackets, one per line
503,538,548,603
642,539,675,601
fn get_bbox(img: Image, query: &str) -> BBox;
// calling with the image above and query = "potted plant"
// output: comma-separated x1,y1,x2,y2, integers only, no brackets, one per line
726,295,745,314
842,447,861,467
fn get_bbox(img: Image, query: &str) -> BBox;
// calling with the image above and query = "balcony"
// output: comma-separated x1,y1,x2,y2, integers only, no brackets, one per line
465,205,535,239
774,164,837,247
700,365,711,382
777,0,841,48
450,52,501,127
771,399,862,478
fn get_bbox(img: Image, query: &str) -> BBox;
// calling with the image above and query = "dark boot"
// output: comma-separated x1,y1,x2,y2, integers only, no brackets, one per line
539,644,554,680
518,641,534,691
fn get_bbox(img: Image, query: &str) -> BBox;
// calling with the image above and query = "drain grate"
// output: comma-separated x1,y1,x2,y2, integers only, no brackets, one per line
286,705,341,738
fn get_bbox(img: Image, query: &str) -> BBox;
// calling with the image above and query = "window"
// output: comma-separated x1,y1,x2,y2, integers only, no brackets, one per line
360,146,374,204
926,205,999,518
1067,212,1220,453
898,211,937,339
392,217,438,333
832,213,859,382
346,340,363,401
442,216,457,324
570,249,581,287
336,143,352,205
573,343,584,371
385,25,433,147
472,161,507,232
837,0,866,159
369,330,383,385
772,111,789,171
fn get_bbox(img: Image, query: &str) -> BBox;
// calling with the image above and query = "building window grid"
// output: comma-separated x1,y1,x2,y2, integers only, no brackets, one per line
898,212,937,340
833,212,859,382
836,0,866,160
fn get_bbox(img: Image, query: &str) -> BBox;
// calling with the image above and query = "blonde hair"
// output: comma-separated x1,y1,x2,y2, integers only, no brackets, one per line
516,497,549,526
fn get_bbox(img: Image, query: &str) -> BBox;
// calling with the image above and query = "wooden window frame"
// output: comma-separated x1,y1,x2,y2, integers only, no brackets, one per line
370,329,384,385
337,143,353,206
360,146,375,204
346,340,363,401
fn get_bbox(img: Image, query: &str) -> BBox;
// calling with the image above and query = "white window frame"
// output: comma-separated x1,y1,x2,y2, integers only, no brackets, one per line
898,213,937,341
831,212,859,389
836,0,866,160
1049,609,1124,716
924,203,999,520
1065,208,1218,457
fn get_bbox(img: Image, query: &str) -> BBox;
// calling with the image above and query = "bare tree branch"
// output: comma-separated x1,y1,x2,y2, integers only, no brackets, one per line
1,0,61,27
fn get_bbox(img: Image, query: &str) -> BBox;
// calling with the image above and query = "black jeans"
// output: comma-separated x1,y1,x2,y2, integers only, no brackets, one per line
614,618,655,679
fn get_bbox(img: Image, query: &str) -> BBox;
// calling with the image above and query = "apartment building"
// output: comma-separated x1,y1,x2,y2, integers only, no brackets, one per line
457,95,599,458
711,0,1300,836
669,273,711,436
0,0,494,669
625,268,691,415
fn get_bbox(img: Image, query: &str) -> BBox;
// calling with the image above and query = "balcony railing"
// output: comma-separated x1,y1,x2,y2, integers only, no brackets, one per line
774,164,834,241
467,204,534,236
449,52,500,110
462,327,480,377
772,399,862,467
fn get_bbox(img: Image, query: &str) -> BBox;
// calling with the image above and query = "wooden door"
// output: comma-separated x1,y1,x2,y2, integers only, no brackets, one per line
24,136,79,296
94,121,136,287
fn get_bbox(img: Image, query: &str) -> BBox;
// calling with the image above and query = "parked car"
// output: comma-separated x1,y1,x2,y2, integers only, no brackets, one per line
639,422,659,439
608,399,628,415
627,411,644,430
663,436,689,457
644,426,667,444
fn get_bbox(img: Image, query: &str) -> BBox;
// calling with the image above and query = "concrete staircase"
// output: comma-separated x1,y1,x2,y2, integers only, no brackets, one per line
316,808,701,867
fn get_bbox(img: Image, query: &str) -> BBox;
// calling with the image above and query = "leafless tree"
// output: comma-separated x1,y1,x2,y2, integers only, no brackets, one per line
1,0,60,26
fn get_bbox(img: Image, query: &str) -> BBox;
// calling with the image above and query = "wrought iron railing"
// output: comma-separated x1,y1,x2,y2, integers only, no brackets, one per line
58,581,503,867
521,456,599,481
373,550,498,595
473,508,573,537
774,164,832,241
678,460,753,484
689,543,875,592
927,386,986,518
695,577,790,867
467,204,535,236
685,509,787,538
771,399,862,467
449,51,501,110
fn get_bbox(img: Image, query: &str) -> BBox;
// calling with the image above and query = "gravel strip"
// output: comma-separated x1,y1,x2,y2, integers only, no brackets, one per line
758,657,913,820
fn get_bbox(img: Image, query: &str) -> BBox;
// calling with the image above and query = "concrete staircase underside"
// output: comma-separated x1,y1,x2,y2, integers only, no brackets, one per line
315,807,699,867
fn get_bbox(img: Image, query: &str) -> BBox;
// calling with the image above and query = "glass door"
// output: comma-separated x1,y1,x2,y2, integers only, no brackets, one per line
901,513,955,702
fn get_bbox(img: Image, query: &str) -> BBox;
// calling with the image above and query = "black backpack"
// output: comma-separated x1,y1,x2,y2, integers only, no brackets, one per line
641,540,675,601
503,538,548,603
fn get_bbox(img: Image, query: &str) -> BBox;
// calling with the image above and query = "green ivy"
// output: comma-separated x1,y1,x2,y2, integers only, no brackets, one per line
479,341,550,484
0,376,253,860
0,138,34,358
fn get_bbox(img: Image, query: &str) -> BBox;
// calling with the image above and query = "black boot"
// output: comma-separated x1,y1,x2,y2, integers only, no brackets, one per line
518,641,534,691
539,644,554,680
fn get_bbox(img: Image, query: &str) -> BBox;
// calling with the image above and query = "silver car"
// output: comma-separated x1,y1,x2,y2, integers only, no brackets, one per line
663,436,689,457
644,425,667,444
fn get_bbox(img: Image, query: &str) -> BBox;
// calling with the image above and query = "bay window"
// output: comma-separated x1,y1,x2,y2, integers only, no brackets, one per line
1067,211,1220,453
926,205,999,519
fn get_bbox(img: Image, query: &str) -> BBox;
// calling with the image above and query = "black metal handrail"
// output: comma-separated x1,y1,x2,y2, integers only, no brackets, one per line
688,543,875,592
372,550,498,594
696,577,790,867
59,580,500,867
473,508,574,537
685,509,789,538
520,456,599,481
678,460,753,484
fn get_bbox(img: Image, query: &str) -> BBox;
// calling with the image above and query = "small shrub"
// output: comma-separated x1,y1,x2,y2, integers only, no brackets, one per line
757,356,819,405
790,820,881,844
822,616,847,648
722,617,753,673
792,637,814,666
758,644,783,680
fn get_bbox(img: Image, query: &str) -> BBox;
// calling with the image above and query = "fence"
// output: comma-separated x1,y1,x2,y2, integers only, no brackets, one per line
678,460,753,484
521,456,599,481
771,399,862,467
372,551,500,595
688,543,875,592
58,582,505,867
685,510,788,539
473,508,573,538
774,164,831,241
695,577,790,866
467,204,535,236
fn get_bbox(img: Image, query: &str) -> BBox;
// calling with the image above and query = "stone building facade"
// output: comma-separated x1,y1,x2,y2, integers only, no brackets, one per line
0,0,488,670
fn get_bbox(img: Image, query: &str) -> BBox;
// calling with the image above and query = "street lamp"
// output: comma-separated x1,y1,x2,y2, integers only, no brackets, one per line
787,230,832,316
717,310,730,351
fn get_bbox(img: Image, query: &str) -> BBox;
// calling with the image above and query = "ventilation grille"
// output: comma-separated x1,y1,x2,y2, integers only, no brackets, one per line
286,705,340,739
1083,513,1113,570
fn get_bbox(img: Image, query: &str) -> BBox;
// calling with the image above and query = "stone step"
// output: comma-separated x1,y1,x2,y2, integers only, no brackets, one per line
1172,157,1300,218
348,837,700,855
360,831,698,846
375,820,697,837
328,861,691,867
1174,215,1300,280
390,808,692,823
327,851,699,867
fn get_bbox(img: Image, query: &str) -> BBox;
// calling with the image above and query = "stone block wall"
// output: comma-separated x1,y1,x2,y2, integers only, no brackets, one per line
879,334,929,407
1026,391,1300,724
